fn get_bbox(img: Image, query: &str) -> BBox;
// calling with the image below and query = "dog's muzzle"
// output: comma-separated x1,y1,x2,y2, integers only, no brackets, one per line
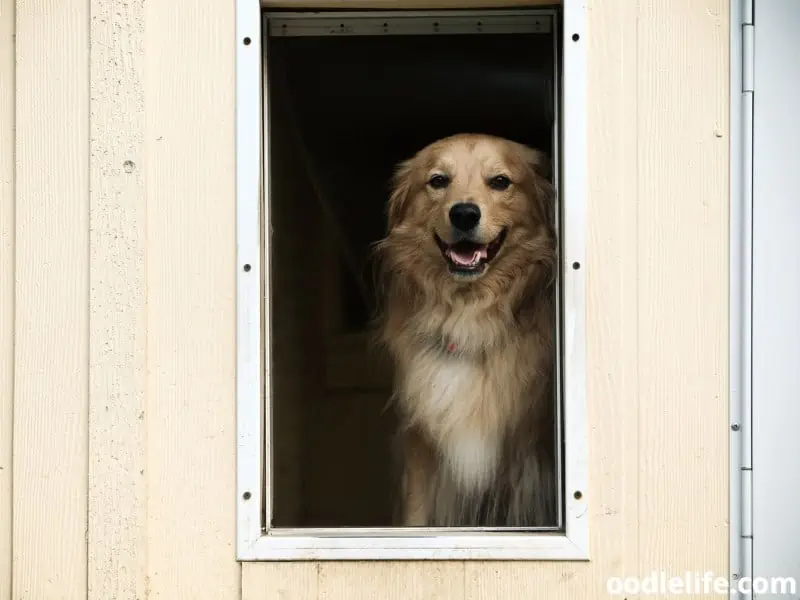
434,228,507,277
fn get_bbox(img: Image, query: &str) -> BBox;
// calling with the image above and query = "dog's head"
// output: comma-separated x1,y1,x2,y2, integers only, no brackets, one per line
379,134,556,292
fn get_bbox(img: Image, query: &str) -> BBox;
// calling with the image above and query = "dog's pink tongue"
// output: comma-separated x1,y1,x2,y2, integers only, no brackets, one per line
449,247,487,266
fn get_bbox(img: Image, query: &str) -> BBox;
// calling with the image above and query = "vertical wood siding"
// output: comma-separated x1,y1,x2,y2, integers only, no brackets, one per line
13,1,90,598
0,0,14,596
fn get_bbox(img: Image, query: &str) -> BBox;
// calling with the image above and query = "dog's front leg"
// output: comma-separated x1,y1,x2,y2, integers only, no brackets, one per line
400,427,436,527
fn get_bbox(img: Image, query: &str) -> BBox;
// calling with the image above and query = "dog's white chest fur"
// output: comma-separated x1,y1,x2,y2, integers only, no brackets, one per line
404,352,500,492
443,425,499,492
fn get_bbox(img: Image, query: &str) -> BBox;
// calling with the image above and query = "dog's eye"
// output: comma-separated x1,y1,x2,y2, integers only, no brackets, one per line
428,174,450,190
488,175,512,191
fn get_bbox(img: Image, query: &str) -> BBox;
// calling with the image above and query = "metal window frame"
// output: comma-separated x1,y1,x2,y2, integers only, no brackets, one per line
729,0,754,594
235,0,589,561
264,6,565,535
265,9,553,36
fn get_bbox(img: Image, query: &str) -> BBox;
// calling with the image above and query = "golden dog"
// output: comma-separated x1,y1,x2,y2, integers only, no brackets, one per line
374,133,557,528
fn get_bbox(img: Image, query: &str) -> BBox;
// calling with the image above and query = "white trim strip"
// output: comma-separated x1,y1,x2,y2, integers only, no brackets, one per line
236,0,266,559
559,0,589,556
243,533,587,561
728,0,743,583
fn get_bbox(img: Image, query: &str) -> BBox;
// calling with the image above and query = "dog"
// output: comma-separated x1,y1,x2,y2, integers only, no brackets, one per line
373,133,558,528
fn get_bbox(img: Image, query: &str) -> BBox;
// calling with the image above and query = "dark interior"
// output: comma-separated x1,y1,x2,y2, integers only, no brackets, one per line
265,18,559,527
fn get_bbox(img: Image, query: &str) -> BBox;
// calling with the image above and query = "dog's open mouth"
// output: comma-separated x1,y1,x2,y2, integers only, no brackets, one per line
434,228,507,275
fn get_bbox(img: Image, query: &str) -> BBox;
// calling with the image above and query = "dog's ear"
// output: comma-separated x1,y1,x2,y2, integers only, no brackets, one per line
521,147,556,226
386,158,414,232
524,148,552,181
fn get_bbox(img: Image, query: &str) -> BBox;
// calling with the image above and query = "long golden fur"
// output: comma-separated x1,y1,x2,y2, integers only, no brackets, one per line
373,133,558,528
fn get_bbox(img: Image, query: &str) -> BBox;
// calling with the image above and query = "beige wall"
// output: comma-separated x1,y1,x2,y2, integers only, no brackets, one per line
0,0,729,598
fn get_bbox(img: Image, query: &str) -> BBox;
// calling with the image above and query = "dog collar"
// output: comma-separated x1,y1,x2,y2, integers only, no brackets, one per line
419,332,459,355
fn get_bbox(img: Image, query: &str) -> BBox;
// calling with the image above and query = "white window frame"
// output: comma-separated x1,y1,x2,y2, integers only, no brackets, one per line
235,0,588,561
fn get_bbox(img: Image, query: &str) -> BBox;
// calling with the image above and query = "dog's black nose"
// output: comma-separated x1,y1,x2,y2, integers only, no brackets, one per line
449,202,481,232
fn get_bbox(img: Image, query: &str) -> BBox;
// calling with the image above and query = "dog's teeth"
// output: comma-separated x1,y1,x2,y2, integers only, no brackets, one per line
448,248,487,267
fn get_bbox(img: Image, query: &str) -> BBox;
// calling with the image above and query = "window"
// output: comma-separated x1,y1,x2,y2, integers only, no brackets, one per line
236,0,587,561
